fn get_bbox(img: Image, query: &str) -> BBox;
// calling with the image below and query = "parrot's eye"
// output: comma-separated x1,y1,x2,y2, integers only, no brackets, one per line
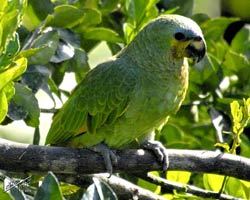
174,32,185,41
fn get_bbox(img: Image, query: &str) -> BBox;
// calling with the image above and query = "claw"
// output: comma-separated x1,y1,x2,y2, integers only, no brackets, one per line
89,143,117,176
142,140,169,171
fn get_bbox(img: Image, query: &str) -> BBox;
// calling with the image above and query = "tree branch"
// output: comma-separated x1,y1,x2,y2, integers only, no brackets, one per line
0,138,250,181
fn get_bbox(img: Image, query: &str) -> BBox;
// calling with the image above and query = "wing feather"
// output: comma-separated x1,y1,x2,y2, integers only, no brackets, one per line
45,59,137,145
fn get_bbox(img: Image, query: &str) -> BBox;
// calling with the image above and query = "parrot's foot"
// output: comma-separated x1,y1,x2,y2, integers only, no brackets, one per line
90,143,117,176
142,140,169,171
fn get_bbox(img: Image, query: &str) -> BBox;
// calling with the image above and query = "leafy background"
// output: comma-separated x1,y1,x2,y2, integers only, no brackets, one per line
1,0,250,199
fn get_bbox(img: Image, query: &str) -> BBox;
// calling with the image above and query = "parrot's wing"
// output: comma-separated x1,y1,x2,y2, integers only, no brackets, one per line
45,59,137,145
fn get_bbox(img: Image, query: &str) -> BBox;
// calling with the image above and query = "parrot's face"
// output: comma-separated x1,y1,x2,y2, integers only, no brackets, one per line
139,14,206,64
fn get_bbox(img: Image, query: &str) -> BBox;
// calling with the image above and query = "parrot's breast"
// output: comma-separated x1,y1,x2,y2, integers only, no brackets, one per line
104,60,189,149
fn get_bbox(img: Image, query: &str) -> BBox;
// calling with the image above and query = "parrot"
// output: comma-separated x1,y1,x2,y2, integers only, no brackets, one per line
45,14,206,173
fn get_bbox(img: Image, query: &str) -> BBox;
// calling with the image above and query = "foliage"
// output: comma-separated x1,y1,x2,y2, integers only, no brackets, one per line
0,0,250,199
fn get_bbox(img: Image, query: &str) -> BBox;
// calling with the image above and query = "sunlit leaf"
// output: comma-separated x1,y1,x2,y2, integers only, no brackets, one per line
167,171,191,184
0,57,27,90
203,174,224,192
0,90,8,123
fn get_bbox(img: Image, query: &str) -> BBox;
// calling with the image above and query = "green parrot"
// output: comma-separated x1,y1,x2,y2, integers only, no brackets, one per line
45,14,206,172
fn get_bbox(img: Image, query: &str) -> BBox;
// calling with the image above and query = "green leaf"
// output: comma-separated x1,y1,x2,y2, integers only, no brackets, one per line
93,177,117,200
201,17,238,42
159,0,194,16
223,50,250,73
0,57,27,90
76,8,102,29
0,82,15,123
83,27,124,43
125,0,149,23
0,33,20,68
225,177,250,199
203,174,224,192
22,0,53,30
66,48,90,83
123,22,136,44
159,123,184,146
0,0,26,54
0,182,13,200
0,90,8,123
28,30,59,65
3,82,15,101
21,65,50,93
9,187,27,200
99,0,119,14
45,5,85,28
138,172,161,194
17,48,43,60
35,172,63,200
8,83,40,127
167,171,191,184
82,177,118,200
231,24,250,54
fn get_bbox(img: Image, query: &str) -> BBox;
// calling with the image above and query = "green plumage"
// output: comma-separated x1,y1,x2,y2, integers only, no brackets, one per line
45,14,206,149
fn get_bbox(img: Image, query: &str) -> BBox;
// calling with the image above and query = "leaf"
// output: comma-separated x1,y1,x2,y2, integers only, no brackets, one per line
138,172,161,194
50,40,75,63
123,22,136,44
8,83,40,127
201,17,238,42
9,187,27,200
0,33,20,68
93,177,117,200
81,177,118,200
45,5,85,28
231,24,250,54
66,48,90,83
0,57,27,91
22,0,53,30
159,123,184,146
125,0,148,23
225,177,250,199
125,0,157,25
34,172,63,200
223,50,250,73
0,8,18,54
0,182,13,200
81,182,99,200
99,0,119,14
21,65,50,93
28,29,59,65
83,27,124,43
74,8,102,33
203,174,224,192
0,90,8,123
167,171,191,184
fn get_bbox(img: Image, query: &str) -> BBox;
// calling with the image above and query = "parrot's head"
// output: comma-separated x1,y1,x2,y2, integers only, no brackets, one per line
128,14,206,65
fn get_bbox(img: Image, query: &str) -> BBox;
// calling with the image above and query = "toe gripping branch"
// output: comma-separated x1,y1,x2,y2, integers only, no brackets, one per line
142,140,169,172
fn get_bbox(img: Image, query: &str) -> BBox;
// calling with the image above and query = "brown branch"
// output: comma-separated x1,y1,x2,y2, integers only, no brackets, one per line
0,138,250,181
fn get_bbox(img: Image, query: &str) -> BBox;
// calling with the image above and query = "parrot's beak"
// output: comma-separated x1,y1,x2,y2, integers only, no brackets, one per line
185,37,206,63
